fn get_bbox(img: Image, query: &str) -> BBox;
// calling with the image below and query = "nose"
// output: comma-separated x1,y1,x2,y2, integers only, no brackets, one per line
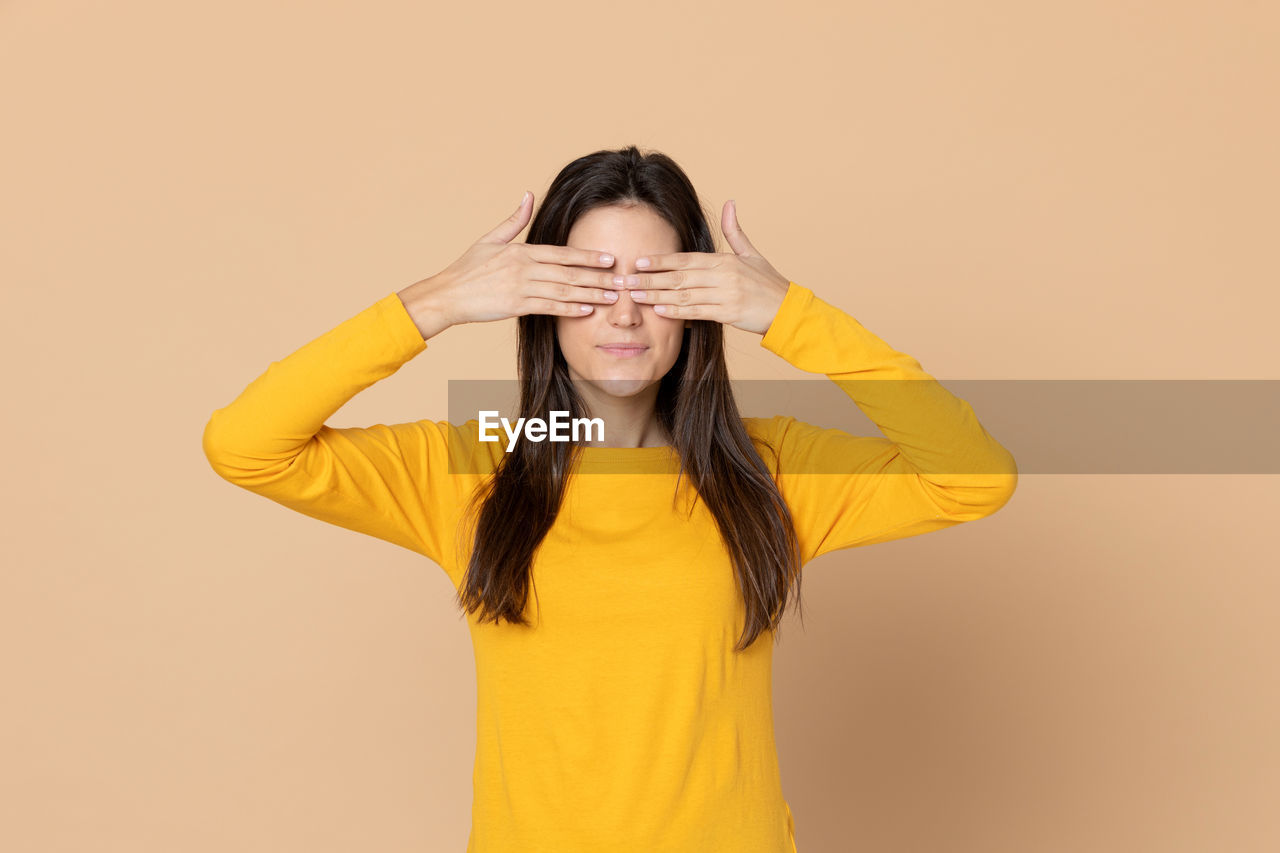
604,289,644,325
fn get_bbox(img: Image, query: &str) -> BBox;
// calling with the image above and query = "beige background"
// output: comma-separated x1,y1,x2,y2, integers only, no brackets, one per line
3,1,1277,851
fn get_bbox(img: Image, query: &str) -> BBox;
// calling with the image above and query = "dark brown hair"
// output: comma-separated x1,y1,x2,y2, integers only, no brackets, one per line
455,145,803,652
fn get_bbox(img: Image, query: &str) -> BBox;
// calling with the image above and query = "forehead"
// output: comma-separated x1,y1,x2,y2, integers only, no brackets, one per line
566,204,680,254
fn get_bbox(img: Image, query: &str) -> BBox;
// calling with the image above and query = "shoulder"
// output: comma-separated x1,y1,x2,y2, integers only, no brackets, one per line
405,418,501,476
742,415,792,439
741,415,798,468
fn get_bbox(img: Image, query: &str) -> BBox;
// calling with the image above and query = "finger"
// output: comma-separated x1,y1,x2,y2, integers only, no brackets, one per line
527,261,626,292
721,199,758,257
647,301,714,320
633,251,708,272
521,296,602,317
525,246,619,275
527,281,621,307
622,267,702,292
478,190,534,244
629,286,721,307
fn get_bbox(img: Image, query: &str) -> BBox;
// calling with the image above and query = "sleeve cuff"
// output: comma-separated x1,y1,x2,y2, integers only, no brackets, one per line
377,291,431,358
759,280,815,355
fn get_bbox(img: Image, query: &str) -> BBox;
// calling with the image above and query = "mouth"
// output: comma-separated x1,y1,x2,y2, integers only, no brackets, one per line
597,345,649,358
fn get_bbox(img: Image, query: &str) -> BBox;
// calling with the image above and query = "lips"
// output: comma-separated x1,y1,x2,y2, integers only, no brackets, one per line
597,344,648,358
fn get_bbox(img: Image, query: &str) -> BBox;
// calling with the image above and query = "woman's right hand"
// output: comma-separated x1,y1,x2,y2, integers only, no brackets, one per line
397,191,624,340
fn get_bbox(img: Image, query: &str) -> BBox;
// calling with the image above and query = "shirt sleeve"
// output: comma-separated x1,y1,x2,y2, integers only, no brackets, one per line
201,292,479,578
757,281,1018,565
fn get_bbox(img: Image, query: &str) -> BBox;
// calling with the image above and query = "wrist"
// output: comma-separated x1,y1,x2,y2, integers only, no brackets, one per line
397,277,453,341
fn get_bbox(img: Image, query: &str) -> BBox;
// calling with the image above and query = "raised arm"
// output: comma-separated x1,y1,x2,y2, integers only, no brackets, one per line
201,191,626,575
757,281,1018,564
201,290,472,568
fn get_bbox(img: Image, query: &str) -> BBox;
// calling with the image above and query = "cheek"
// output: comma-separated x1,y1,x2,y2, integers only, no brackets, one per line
660,330,686,365
555,319,592,356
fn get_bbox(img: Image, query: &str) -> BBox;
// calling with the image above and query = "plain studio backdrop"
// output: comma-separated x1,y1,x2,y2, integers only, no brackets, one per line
2,1,1277,851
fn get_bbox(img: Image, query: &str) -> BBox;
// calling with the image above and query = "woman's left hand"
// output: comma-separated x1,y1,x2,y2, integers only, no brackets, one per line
625,200,792,336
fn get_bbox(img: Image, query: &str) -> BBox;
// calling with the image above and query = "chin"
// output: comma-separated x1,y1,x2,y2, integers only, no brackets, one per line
593,378,653,397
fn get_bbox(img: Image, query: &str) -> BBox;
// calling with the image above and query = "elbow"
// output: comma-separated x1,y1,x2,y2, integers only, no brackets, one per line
201,410,249,483
927,450,1018,521
982,470,1018,516
978,452,1019,516
202,411,307,488
202,412,232,480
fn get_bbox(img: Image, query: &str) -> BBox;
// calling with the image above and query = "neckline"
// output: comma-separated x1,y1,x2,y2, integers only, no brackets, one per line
573,444,681,473
578,444,675,455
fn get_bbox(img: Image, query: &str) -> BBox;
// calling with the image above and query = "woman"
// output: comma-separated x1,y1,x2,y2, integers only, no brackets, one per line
203,145,1018,852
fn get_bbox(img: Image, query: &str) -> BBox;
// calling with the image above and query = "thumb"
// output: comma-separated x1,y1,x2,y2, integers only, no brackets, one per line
478,190,533,244
721,199,758,257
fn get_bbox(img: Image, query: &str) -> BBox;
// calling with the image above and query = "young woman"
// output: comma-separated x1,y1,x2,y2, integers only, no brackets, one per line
203,146,1018,852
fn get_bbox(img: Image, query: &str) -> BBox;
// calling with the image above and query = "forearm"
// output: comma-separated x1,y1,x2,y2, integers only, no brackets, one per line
202,292,428,480
762,282,1017,483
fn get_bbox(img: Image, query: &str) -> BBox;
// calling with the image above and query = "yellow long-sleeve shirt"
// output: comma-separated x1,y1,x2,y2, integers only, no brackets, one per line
202,281,1017,852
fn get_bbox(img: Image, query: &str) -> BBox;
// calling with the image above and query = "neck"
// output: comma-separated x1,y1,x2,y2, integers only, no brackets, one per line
574,381,668,448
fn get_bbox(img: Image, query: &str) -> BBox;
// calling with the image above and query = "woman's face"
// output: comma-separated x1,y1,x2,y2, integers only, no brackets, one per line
556,203,691,399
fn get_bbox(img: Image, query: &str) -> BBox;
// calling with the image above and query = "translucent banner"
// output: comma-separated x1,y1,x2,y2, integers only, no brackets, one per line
443,379,1280,475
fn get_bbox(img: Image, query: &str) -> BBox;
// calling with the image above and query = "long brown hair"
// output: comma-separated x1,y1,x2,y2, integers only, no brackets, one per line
455,145,803,652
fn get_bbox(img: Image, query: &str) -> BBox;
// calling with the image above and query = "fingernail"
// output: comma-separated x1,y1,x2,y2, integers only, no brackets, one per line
600,253,614,265
635,257,650,268
631,291,646,300
580,304,593,312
